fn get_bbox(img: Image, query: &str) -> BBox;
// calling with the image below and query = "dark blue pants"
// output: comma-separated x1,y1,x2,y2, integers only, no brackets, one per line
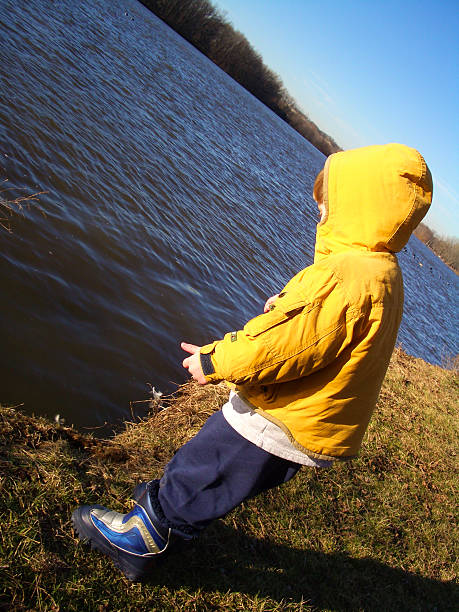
149,410,301,538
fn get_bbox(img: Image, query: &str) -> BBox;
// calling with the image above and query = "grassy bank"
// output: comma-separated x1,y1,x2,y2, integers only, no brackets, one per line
0,348,457,611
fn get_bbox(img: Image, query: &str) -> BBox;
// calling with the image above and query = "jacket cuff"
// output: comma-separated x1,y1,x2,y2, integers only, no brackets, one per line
200,352,215,376
199,341,222,383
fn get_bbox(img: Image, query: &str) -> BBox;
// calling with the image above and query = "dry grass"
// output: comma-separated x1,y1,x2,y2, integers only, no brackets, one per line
0,348,457,611
0,179,47,232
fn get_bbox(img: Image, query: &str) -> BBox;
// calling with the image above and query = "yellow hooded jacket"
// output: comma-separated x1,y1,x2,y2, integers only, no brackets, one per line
200,144,433,459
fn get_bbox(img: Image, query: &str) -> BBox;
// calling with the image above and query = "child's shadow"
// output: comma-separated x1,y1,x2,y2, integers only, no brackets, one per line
152,523,456,611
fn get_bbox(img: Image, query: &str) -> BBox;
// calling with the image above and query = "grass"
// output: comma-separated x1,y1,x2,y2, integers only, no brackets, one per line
0,348,457,611
0,179,47,232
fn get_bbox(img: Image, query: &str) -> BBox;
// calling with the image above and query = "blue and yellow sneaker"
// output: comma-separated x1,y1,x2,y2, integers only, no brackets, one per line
72,483,170,581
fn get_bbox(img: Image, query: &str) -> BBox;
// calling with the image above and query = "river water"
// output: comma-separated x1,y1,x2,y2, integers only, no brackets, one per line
1,0,457,431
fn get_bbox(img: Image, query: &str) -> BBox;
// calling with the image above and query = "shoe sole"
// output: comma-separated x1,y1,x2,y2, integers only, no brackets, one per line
71,505,155,581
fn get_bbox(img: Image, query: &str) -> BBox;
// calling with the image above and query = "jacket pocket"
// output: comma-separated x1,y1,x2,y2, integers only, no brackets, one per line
260,383,280,404
244,293,307,337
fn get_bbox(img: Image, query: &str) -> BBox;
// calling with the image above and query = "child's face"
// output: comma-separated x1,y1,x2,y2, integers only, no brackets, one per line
317,200,326,223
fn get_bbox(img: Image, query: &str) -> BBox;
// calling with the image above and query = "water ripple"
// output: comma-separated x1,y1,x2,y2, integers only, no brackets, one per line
0,0,456,431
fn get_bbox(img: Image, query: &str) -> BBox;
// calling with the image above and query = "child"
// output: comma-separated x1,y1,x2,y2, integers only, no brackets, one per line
72,143,433,581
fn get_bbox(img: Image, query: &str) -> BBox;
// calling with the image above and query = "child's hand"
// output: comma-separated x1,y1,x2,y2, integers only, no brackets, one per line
263,294,280,313
181,342,208,385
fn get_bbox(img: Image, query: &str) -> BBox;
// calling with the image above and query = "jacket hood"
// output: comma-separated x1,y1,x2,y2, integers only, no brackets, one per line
314,143,433,261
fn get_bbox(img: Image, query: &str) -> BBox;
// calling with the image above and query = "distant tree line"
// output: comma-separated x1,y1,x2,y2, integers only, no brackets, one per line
139,0,341,156
139,1,456,270
414,223,458,273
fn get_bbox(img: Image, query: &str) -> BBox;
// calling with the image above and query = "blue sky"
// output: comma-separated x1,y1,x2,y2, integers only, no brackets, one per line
215,0,459,238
